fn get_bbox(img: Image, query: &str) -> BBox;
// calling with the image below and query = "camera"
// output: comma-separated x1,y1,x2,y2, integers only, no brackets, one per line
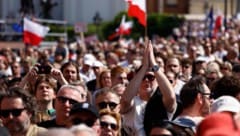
37,65,52,74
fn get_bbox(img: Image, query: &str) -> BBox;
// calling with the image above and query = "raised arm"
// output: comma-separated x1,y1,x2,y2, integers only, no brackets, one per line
148,41,177,113
18,64,38,91
120,41,149,114
51,67,68,85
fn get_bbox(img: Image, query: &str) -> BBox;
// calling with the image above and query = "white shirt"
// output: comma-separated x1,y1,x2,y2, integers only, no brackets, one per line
122,96,147,136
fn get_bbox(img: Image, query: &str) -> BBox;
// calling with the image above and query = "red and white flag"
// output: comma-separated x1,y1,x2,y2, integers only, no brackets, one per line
108,15,133,40
118,15,133,35
126,0,146,27
23,18,50,46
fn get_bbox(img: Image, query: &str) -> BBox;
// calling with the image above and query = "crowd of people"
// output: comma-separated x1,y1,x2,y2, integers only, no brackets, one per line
0,16,240,136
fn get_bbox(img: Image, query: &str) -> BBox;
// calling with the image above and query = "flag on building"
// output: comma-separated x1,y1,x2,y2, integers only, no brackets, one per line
126,0,146,27
23,18,50,46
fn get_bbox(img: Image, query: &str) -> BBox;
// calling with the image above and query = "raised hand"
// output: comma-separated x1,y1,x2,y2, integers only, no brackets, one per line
142,38,150,69
148,40,157,67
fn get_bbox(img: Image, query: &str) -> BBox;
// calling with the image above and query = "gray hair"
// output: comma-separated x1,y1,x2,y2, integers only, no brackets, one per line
37,128,74,136
58,84,82,95
70,80,88,93
70,124,97,136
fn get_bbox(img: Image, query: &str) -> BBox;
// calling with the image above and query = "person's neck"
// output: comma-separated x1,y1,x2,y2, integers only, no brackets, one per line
139,94,149,101
37,100,54,111
180,107,202,117
56,115,68,126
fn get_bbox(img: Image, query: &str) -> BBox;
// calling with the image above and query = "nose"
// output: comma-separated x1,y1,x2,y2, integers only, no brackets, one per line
8,113,14,119
63,99,71,107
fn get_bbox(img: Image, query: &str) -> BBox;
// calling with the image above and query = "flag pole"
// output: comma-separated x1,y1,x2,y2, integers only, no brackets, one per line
144,0,148,42
145,14,148,39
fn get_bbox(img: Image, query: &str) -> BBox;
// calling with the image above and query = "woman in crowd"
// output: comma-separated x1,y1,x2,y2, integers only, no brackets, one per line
99,69,112,89
99,109,121,136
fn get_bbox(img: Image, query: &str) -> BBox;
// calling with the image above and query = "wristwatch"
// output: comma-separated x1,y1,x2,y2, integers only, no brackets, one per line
151,65,159,72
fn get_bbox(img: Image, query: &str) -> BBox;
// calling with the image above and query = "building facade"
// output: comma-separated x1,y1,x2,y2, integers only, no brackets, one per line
0,0,126,24
0,0,239,24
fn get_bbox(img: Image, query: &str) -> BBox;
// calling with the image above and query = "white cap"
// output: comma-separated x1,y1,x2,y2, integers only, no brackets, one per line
195,56,208,63
83,54,96,61
92,60,104,67
211,96,240,114
83,59,93,66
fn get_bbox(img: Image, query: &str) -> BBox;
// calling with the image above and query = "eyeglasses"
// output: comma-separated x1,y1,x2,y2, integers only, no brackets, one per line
92,67,100,69
200,92,212,99
72,118,95,127
100,121,118,130
183,65,190,69
57,96,78,105
0,108,26,118
221,67,228,70
143,74,155,81
98,102,118,110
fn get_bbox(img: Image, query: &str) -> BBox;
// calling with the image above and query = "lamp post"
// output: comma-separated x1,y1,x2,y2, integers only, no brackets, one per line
93,12,102,37
224,0,227,30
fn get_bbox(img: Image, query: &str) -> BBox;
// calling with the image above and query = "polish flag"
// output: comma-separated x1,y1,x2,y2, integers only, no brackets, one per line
23,18,50,46
108,15,133,40
118,15,133,35
126,0,146,27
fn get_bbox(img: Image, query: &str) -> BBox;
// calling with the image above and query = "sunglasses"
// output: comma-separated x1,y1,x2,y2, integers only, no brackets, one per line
183,65,190,68
98,102,118,110
143,74,155,81
150,134,172,136
72,118,95,127
0,108,25,118
100,121,118,130
57,96,78,105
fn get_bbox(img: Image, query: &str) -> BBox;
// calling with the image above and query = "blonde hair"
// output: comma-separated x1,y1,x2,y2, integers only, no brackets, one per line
206,61,222,78
99,109,121,136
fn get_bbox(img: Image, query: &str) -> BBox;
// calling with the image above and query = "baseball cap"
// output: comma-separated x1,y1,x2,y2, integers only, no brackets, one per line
92,60,104,67
195,56,208,63
70,102,99,118
83,59,93,66
211,96,240,114
83,54,96,61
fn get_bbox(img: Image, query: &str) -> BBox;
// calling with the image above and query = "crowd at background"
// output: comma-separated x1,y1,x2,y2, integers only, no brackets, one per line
0,16,240,136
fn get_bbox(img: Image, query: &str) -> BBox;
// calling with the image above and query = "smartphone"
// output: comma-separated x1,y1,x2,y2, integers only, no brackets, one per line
37,65,52,74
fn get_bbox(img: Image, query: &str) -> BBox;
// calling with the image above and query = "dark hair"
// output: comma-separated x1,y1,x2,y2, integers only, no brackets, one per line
180,76,206,108
181,58,192,66
149,120,195,136
0,87,37,123
60,61,81,81
149,120,177,136
211,75,240,99
232,64,240,73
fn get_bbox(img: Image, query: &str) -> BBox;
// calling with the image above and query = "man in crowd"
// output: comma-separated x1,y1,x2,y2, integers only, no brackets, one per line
120,41,177,136
173,76,212,132
38,84,84,128
0,87,46,136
